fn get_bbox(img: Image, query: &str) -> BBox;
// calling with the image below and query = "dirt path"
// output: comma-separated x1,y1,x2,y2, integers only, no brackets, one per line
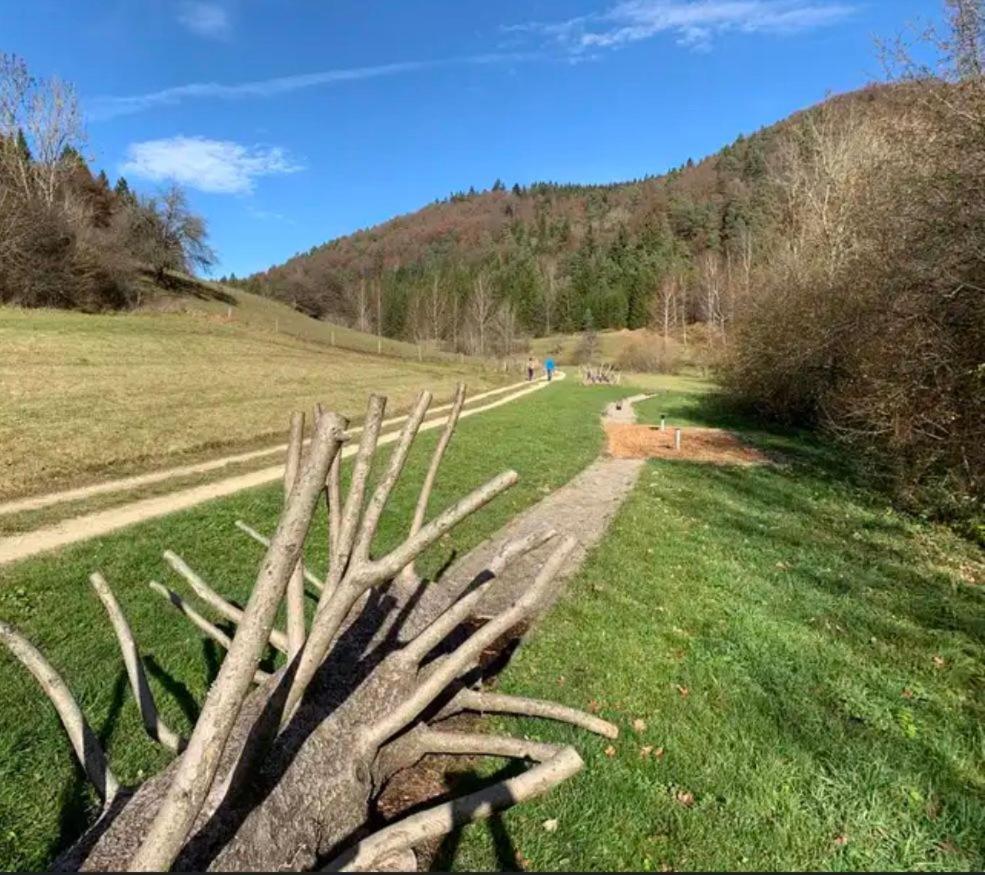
0,378,539,518
0,375,564,567
442,393,652,623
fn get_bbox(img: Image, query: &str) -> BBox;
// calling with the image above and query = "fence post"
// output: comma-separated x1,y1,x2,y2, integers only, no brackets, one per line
674,428,682,451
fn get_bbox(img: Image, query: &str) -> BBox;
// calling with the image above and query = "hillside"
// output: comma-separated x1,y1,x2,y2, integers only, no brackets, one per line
238,84,901,350
0,285,507,501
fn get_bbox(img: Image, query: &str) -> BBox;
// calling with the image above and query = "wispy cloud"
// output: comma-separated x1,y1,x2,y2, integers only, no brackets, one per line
178,1,231,39
120,136,303,194
87,53,532,122
507,0,856,53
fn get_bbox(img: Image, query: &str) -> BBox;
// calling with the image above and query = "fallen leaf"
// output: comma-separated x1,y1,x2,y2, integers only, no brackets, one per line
587,700,601,714
676,685,690,698
933,655,946,669
640,746,654,758
542,818,558,833
633,718,647,733
902,688,914,699
604,745,617,758
654,746,666,759
675,790,695,808
834,833,849,847
557,675,566,686
937,838,960,856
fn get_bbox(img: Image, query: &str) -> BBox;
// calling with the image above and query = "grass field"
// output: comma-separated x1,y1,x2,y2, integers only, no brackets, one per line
1,377,982,872
0,381,626,872
152,280,465,364
0,303,506,501
449,389,985,872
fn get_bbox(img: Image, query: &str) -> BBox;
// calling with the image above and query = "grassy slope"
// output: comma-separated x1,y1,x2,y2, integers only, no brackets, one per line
0,382,626,872
159,281,460,362
450,388,985,872
0,301,505,500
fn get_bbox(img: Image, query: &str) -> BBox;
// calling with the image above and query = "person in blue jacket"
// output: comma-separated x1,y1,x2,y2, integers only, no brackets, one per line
545,356,556,382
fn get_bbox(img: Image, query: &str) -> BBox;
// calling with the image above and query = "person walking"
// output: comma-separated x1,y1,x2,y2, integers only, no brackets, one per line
526,356,537,382
545,356,556,382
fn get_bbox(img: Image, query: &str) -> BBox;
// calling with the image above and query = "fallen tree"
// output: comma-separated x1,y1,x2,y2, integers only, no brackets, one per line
1,385,616,872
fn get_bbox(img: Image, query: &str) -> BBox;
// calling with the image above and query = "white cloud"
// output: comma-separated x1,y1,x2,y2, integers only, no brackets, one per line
508,0,856,53
177,2,231,39
87,53,535,121
120,136,303,194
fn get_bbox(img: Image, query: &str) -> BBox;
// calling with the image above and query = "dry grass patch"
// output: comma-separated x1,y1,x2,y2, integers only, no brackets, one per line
0,306,504,500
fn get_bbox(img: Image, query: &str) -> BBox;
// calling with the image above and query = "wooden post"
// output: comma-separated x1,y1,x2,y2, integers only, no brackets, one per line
674,428,682,451
660,415,667,431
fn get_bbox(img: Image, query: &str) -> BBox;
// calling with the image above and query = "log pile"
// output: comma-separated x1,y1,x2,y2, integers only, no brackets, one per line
1,384,616,872
581,362,621,385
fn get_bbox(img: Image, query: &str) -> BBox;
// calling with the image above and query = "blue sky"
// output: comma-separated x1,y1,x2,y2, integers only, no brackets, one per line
2,0,940,276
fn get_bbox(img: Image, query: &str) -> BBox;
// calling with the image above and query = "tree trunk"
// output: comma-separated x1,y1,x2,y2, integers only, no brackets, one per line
2,391,615,873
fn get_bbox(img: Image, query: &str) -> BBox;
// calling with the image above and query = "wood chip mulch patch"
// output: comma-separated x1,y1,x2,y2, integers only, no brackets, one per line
605,424,771,465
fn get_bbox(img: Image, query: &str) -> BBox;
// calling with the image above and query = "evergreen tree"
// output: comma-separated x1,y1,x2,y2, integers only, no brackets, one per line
15,128,31,162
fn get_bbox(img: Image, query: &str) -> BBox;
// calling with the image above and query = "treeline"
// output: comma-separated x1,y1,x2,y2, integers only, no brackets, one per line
0,54,214,310
234,128,772,356
725,5,984,537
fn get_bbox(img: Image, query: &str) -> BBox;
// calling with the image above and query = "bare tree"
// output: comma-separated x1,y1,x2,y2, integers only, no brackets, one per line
129,183,216,282
2,390,615,872
467,272,496,356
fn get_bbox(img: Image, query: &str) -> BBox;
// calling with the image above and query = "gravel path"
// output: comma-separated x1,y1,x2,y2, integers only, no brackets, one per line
448,393,653,623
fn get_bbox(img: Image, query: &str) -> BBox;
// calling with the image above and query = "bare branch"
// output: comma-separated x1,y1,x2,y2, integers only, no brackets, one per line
397,382,466,587
148,582,271,685
130,412,346,872
401,528,557,663
443,689,618,739
234,521,323,592
366,536,577,748
330,394,387,587
328,746,583,872
281,469,520,725
163,550,290,655
353,469,520,589
89,573,185,754
0,619,119,802
352,390,432,563
284,411,306,660
375,725,561,784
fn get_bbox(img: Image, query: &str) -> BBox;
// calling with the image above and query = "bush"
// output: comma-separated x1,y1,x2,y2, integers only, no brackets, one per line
615,333,681,373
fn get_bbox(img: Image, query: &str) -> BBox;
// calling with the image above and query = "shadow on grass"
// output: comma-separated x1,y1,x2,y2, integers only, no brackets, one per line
50,671,127,864
145,654,201,727
428,764,526,872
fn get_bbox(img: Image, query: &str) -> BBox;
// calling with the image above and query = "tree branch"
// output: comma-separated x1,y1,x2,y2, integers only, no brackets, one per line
0,619,120,802
148,582,271,684
366,536,576,748
283,411,307,660
327,746,583,872
401,528,557,663
442,689,618,739
129,412,346,872
352,390,432,563
396,383,466,587
234,521,323,593
89,573,185,754
163,550,290,655
280,469,520,726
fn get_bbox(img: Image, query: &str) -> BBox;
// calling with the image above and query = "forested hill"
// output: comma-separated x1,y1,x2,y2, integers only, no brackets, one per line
233,84,897,352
